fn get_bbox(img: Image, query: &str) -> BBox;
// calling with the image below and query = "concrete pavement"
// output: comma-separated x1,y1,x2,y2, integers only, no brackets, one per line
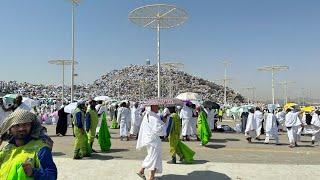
55,158,320,180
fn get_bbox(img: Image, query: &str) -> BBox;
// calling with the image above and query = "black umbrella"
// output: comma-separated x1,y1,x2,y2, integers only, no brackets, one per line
203,101,220,109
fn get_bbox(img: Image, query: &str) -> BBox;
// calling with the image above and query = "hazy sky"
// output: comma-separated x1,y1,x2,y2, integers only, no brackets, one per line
0,0,319,101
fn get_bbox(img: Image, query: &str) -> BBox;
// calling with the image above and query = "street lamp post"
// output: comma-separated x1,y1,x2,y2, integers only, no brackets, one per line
69,0,80,103
48,60,78,104
258,65,289,104
219,61,231,105
129,4,188,98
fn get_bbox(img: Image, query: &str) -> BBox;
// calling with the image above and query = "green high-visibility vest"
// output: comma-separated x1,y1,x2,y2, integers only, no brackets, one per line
0,139,47,179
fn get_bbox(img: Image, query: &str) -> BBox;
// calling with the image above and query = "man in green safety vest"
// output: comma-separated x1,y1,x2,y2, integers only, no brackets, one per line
0,109,57,179
86,99,99,153
73,101,91,159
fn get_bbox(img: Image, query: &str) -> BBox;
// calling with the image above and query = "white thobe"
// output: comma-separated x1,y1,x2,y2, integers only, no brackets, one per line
180,106,193,136
136,111,165,173
208,109,216,130
254,110,263,137
245,112,256,138
311,113,320,142
276,111,286,130
264,113,279,143
190,109,197,136
204,108,215,130
285,111,301,144
130,107,142,135
117,107,131,137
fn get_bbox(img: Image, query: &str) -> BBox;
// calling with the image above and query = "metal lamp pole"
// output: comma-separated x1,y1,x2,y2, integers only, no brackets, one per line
258,65,289,104
219,61,231,105
157,21,161,98
70,0,80,102
48,60,77,104
129,4,188,98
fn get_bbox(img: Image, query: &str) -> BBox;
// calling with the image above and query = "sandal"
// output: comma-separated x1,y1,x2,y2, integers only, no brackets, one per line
136,172,146,180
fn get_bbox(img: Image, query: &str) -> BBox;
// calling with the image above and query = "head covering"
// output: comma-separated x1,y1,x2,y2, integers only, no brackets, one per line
0,109,37,135
163,108,170,117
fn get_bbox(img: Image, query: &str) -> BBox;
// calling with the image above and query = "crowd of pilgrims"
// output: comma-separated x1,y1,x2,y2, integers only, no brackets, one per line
241,106,320,147
1,95,320,179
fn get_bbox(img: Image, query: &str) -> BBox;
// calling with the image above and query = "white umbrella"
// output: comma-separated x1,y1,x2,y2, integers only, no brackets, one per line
94,96,112,101
22,97,38,108
64,102,78,114
176,92,202,101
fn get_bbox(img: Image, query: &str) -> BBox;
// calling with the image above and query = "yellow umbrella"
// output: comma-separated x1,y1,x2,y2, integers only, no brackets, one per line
301,106,315,112
284,102,297,110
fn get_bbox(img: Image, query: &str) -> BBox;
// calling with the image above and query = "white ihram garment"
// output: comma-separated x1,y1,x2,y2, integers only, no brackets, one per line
161,108,170,137
276,111,285,130
245,112,256,138
208,109,216,130
117,107,131,137
254,111,264,137
311,113,320,142
264,113,279,143
180,106,193,136
190,110,197,136
285,111,301,144
130,107,142,135
136,111,165,173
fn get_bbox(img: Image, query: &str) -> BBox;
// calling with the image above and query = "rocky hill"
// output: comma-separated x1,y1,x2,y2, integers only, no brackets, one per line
90,64,245,104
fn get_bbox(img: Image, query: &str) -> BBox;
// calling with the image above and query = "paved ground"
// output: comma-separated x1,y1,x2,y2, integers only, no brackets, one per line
3,119,320,179
49,120,320,165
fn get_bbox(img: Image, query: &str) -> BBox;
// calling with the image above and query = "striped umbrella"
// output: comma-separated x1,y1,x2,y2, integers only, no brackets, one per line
144,97,183,106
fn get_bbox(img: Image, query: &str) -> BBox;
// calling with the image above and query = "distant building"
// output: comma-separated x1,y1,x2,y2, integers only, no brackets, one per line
146,59,150,65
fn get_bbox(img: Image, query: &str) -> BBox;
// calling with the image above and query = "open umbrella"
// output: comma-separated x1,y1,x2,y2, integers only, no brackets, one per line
203,100,220,109
144,97,183,106
64,102,78,114
176,92,202,101
284,102,298,110
301,106,315,112
94,96,112,101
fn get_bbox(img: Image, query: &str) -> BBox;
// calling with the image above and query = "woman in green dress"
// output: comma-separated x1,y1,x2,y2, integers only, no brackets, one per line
196,106,212,146
167,106,195,164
